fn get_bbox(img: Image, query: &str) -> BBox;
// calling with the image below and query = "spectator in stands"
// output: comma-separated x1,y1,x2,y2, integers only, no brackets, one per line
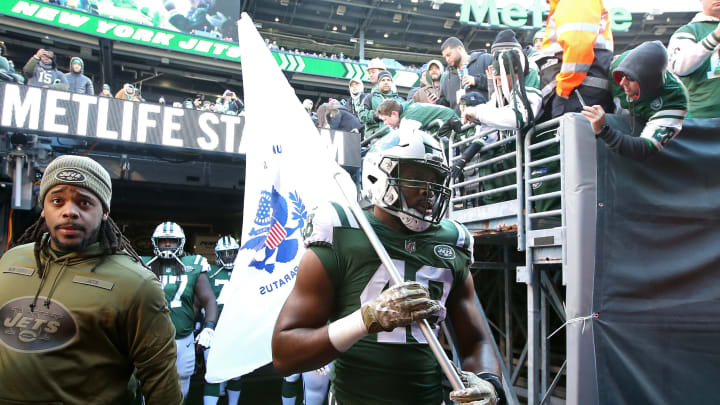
193,94,203,109
220,90,244,114
411,59,444,104
359,70,404,139
115,83,141,101
530,0,614,121
438,37,493,113
456,33,543,206
668,0,720,118
344,78,365,117
183,98,194,109
582,41,688,161
366,58,386,89
533,30,545,51
158,96,166,104
64,57,94,95
23,48,68,89
99,84,112,97
376,98,463,141
317,101,363,134
303,99,318,126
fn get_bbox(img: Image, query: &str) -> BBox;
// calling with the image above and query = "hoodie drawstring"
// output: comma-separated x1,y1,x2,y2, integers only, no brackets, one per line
45,258,69,308
30,258,52,313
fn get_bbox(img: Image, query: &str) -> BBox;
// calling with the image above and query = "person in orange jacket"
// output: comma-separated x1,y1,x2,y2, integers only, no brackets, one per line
530,0,614,121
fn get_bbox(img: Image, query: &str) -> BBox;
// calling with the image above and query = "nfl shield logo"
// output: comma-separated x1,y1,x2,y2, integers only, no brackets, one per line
405,240,416,253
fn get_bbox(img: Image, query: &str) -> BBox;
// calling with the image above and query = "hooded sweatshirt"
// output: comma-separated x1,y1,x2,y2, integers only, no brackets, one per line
438,51,493,114
23,52,68,88
65,57,94,95
412,60,443,104
0,237,182,404
602,41,688,160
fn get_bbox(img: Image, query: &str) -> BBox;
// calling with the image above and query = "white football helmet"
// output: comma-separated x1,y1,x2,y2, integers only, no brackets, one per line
215,235,240,270
151,221,185,259
362,128,451,232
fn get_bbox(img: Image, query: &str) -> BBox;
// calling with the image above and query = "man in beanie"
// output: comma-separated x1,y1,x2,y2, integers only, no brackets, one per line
0,155,183,404
582,41,688,161
344,77,365,117
358,70,404,139
65,56,94,95
23,48,68,89
99,83,113,97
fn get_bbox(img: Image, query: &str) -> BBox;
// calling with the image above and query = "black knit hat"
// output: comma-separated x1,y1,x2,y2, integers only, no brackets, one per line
491,29,522,54
376,70,392,82
460,92,487,106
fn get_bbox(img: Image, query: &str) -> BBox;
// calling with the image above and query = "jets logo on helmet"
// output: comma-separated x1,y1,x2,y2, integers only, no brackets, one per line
362,128,451,232
215,235,240,270
151,221,186,259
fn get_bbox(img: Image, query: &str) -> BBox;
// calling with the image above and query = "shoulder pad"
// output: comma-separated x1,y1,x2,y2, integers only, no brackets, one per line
302,201,360,247
443,219,475,251
184,255,211,272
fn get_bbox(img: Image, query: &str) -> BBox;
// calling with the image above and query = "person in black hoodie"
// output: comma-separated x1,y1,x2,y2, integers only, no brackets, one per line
317,101,364,135
438,37,493,114
582,41,688,161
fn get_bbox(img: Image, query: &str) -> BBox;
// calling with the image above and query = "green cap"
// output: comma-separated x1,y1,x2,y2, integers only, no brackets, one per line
39,155,112,210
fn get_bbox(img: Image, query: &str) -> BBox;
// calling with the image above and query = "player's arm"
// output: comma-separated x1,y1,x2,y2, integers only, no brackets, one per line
195,272,218,325
272,248,340,375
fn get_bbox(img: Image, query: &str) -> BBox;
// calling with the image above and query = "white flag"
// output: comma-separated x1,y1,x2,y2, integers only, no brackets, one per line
205,13,357,382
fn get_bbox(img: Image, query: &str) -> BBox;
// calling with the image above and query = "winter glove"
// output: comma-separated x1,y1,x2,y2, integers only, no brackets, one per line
440,116,463,134
452,142,482,181
449,371,499,405
195,327,215,348
372,111,383,123
361,281,442,333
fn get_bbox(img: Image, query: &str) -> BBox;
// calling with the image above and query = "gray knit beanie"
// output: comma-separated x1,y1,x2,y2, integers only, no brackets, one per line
39,155,112,210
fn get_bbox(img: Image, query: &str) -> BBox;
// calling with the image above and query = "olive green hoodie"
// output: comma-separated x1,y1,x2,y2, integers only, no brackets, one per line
0,237,182,404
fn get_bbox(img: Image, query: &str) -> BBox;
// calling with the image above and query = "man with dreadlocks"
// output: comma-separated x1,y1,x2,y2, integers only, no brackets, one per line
453,30,543,206
0,155,182,404
142,221,218,399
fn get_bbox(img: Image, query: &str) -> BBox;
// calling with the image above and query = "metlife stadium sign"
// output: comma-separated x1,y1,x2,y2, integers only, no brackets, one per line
0,83,360,165
0,0,421,87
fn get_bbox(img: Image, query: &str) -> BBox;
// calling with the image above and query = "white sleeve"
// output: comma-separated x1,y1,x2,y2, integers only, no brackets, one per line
668,29,719,76
640,113,685,151
474,91,540,130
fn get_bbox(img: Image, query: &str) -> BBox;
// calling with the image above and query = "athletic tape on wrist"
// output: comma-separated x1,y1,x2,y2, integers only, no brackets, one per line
327,309,368,352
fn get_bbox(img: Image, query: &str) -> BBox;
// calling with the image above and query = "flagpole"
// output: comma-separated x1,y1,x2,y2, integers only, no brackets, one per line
332,172,465,392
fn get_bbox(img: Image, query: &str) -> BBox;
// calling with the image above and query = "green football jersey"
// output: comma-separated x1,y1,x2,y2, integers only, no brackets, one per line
669,15,720,118
304,202,473,405
207,264,232,315
142,254,210,339
610,51,688,151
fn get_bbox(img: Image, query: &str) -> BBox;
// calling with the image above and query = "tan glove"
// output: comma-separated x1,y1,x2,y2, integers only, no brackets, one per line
449,371,498,405
360,281,441,334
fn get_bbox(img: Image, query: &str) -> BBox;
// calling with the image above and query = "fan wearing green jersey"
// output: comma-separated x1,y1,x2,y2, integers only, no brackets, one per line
668,0,720,118
272,129,501,405
582,41,688,161
142,221,218,399
203,236,242,405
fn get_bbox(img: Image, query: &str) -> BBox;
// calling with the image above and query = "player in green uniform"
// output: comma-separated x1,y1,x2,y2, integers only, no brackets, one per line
142,221,218,399
203,236,242,405
0,155,182,404
582,41,688,161
668,0,720,118
272,129,501,405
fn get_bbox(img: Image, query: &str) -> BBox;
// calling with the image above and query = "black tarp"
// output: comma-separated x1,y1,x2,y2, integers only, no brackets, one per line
592,117,720,404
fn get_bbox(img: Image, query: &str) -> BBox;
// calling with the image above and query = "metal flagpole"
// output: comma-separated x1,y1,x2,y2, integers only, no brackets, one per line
332,172,464,391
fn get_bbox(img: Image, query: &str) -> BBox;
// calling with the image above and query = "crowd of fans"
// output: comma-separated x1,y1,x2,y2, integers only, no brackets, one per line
0,42,244,116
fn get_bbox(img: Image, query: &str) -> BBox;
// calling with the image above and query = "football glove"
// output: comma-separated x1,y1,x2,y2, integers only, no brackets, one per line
360,281,442,334
449,371,499,405
195,328,215,348
451,142,482,181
